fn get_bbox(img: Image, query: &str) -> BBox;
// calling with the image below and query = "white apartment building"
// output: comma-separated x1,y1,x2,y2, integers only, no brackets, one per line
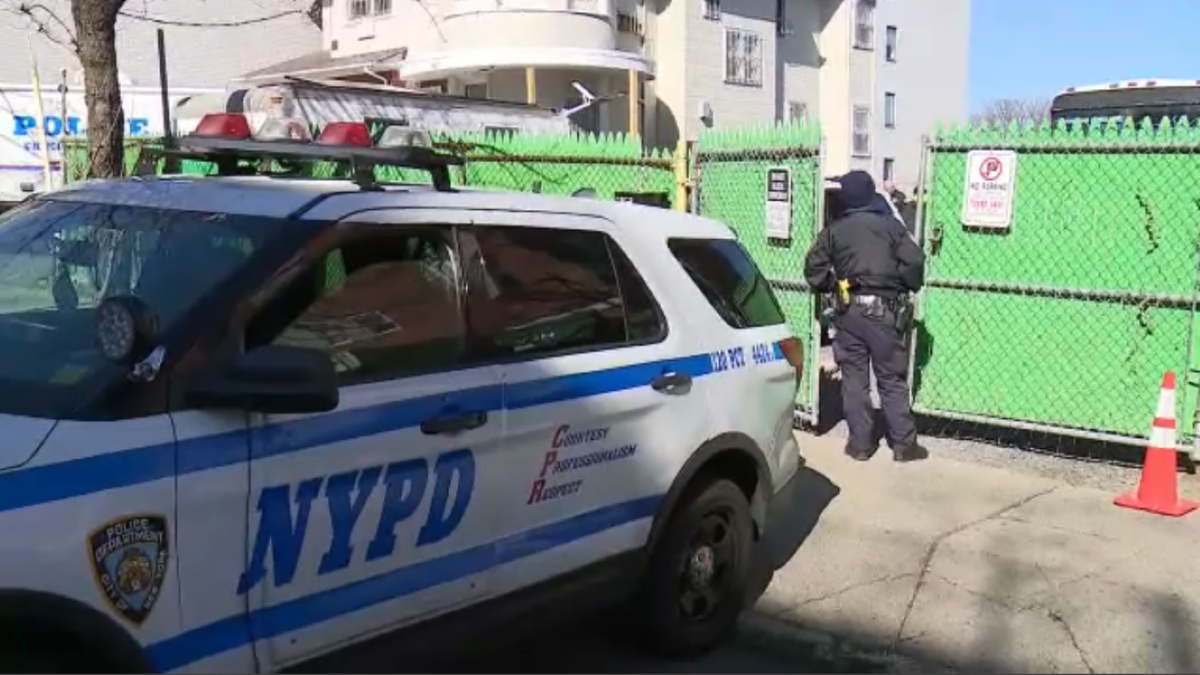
245,0,969,190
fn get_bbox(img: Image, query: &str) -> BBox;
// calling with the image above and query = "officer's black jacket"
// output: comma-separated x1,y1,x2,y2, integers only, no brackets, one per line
803,209,925,296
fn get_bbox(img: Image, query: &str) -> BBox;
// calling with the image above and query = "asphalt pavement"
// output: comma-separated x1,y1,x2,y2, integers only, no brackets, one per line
388,608,913,674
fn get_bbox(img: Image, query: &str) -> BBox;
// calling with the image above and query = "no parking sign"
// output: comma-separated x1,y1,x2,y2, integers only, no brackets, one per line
961,150,1018,229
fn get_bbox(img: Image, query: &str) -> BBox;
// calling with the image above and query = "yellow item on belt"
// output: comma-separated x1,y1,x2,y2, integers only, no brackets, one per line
837,279,851,305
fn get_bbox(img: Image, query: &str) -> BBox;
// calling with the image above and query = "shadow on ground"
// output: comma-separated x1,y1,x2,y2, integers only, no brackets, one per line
309,465,844,674
809,365,1196,474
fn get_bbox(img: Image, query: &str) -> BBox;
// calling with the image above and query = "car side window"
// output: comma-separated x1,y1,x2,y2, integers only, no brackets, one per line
609,241,667,343
458,226,663,360
252,229,465,385
668,237,786,329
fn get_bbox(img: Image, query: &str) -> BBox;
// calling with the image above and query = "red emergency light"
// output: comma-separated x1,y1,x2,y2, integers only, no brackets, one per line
193,113,253,140
317,122,372,147
173,112,459,192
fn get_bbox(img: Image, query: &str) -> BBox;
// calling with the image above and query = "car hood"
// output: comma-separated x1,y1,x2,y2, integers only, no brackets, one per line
0,415,56,471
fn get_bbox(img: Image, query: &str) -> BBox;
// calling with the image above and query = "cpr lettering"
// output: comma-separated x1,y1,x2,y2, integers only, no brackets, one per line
237,449,475,594
551,424,608,449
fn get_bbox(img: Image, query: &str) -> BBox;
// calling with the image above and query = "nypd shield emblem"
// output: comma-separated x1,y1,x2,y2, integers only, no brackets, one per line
88,515,170,625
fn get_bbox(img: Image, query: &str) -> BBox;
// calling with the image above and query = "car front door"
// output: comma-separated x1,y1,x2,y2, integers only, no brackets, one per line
236,221,504,668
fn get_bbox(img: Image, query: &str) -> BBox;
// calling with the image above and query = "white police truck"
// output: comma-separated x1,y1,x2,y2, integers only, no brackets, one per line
0,114,804,673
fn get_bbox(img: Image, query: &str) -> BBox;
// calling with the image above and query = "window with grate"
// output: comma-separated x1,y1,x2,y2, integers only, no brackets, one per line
349,0,370,19
703,0,720,20
852,105,871,157
724,28,763,87
854,0,875,49
374,0,392,14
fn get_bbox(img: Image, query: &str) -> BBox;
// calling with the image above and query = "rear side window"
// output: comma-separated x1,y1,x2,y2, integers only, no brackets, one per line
668,237,785,328
459,226,666,359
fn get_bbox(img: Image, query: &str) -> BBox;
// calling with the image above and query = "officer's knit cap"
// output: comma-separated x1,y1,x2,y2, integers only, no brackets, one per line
837,170,876,210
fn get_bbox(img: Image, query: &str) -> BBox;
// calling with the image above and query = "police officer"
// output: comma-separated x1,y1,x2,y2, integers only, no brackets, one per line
804,170,927,462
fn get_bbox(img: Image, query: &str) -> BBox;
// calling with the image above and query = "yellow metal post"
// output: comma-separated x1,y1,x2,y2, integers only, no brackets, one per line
524,68,537,106
627,70,640,138
28,38,53,189
673,139,689,212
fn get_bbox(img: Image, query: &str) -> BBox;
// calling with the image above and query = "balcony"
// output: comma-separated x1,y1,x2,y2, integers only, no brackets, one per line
399,0,651,81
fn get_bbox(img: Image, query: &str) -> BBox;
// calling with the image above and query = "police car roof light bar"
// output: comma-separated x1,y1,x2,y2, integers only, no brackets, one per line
173,114,462,192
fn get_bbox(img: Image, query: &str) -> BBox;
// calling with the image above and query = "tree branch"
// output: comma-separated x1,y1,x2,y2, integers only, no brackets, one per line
2,1,78,49
971,97,1053,126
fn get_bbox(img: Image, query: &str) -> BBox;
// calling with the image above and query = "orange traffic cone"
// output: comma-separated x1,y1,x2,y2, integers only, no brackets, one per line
1115,371,1198,517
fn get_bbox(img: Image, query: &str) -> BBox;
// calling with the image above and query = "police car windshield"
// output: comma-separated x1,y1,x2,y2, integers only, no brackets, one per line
0,198,284,418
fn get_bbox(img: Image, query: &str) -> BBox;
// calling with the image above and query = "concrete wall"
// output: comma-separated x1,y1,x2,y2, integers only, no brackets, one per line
0,0,319,89
873,0,970,191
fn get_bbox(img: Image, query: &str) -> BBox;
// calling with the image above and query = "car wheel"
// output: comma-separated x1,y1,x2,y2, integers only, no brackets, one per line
0,647,76,674
634,477,754,658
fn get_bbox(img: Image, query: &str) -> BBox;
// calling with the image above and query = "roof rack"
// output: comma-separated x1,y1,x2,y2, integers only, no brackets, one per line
151,113,464,192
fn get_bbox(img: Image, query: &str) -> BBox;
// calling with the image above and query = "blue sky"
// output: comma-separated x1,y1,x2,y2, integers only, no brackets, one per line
969,0,1197,112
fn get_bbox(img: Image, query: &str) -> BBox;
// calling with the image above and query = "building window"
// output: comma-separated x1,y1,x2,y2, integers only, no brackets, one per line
852,105,871,157
853,0,875,50
464,83,487,99
787,101,808,123
703,0,720,20
883,158,895,182
884,92,896,128
724,28,763,87
885,25,898,61
374,0,392,14
349,0,370,19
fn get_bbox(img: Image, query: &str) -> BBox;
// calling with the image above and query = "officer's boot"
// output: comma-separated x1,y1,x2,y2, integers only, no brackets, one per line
893,443,929,463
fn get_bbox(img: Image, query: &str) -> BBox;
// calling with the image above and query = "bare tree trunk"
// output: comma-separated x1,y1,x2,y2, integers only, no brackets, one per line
71,0,126,178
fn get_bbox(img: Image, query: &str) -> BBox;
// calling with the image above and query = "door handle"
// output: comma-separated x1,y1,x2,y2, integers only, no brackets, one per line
651,371,692,394
421,410,488,435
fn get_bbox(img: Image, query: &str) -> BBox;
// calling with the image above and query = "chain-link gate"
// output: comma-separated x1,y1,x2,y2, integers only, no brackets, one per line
691,124,824,422
912,119,1200,450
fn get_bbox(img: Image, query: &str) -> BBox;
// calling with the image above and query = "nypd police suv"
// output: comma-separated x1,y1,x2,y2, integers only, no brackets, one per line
0,115,803,673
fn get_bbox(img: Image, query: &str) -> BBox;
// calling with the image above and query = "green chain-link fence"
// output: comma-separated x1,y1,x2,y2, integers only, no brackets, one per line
64,130,677,206
914,118,1200,448
692,122,823,420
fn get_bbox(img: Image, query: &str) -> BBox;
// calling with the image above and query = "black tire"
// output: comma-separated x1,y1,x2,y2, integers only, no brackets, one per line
0,642,80,674
634,477,754,658
0,627,117,674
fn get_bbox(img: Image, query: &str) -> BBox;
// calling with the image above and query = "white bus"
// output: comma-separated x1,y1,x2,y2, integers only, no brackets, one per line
1050,79,1200,127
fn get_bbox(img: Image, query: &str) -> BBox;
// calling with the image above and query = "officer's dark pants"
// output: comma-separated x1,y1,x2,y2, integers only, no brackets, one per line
833,303,918,453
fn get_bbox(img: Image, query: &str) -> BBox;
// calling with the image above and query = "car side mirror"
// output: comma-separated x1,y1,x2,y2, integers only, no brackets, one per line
184,344,339,414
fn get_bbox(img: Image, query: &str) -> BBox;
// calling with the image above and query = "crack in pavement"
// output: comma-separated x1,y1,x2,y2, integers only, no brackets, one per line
997,514,1119,542
929,572,1032,613
890,485,1060,649
1047,608,1096,673
794,572,920,607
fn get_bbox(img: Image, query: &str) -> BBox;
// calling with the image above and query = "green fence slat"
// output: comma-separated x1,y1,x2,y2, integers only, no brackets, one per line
694,121,823,415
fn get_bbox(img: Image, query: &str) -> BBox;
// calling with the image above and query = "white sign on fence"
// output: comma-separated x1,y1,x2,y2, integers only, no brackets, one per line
765,166,792,239
961,150,1018,229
